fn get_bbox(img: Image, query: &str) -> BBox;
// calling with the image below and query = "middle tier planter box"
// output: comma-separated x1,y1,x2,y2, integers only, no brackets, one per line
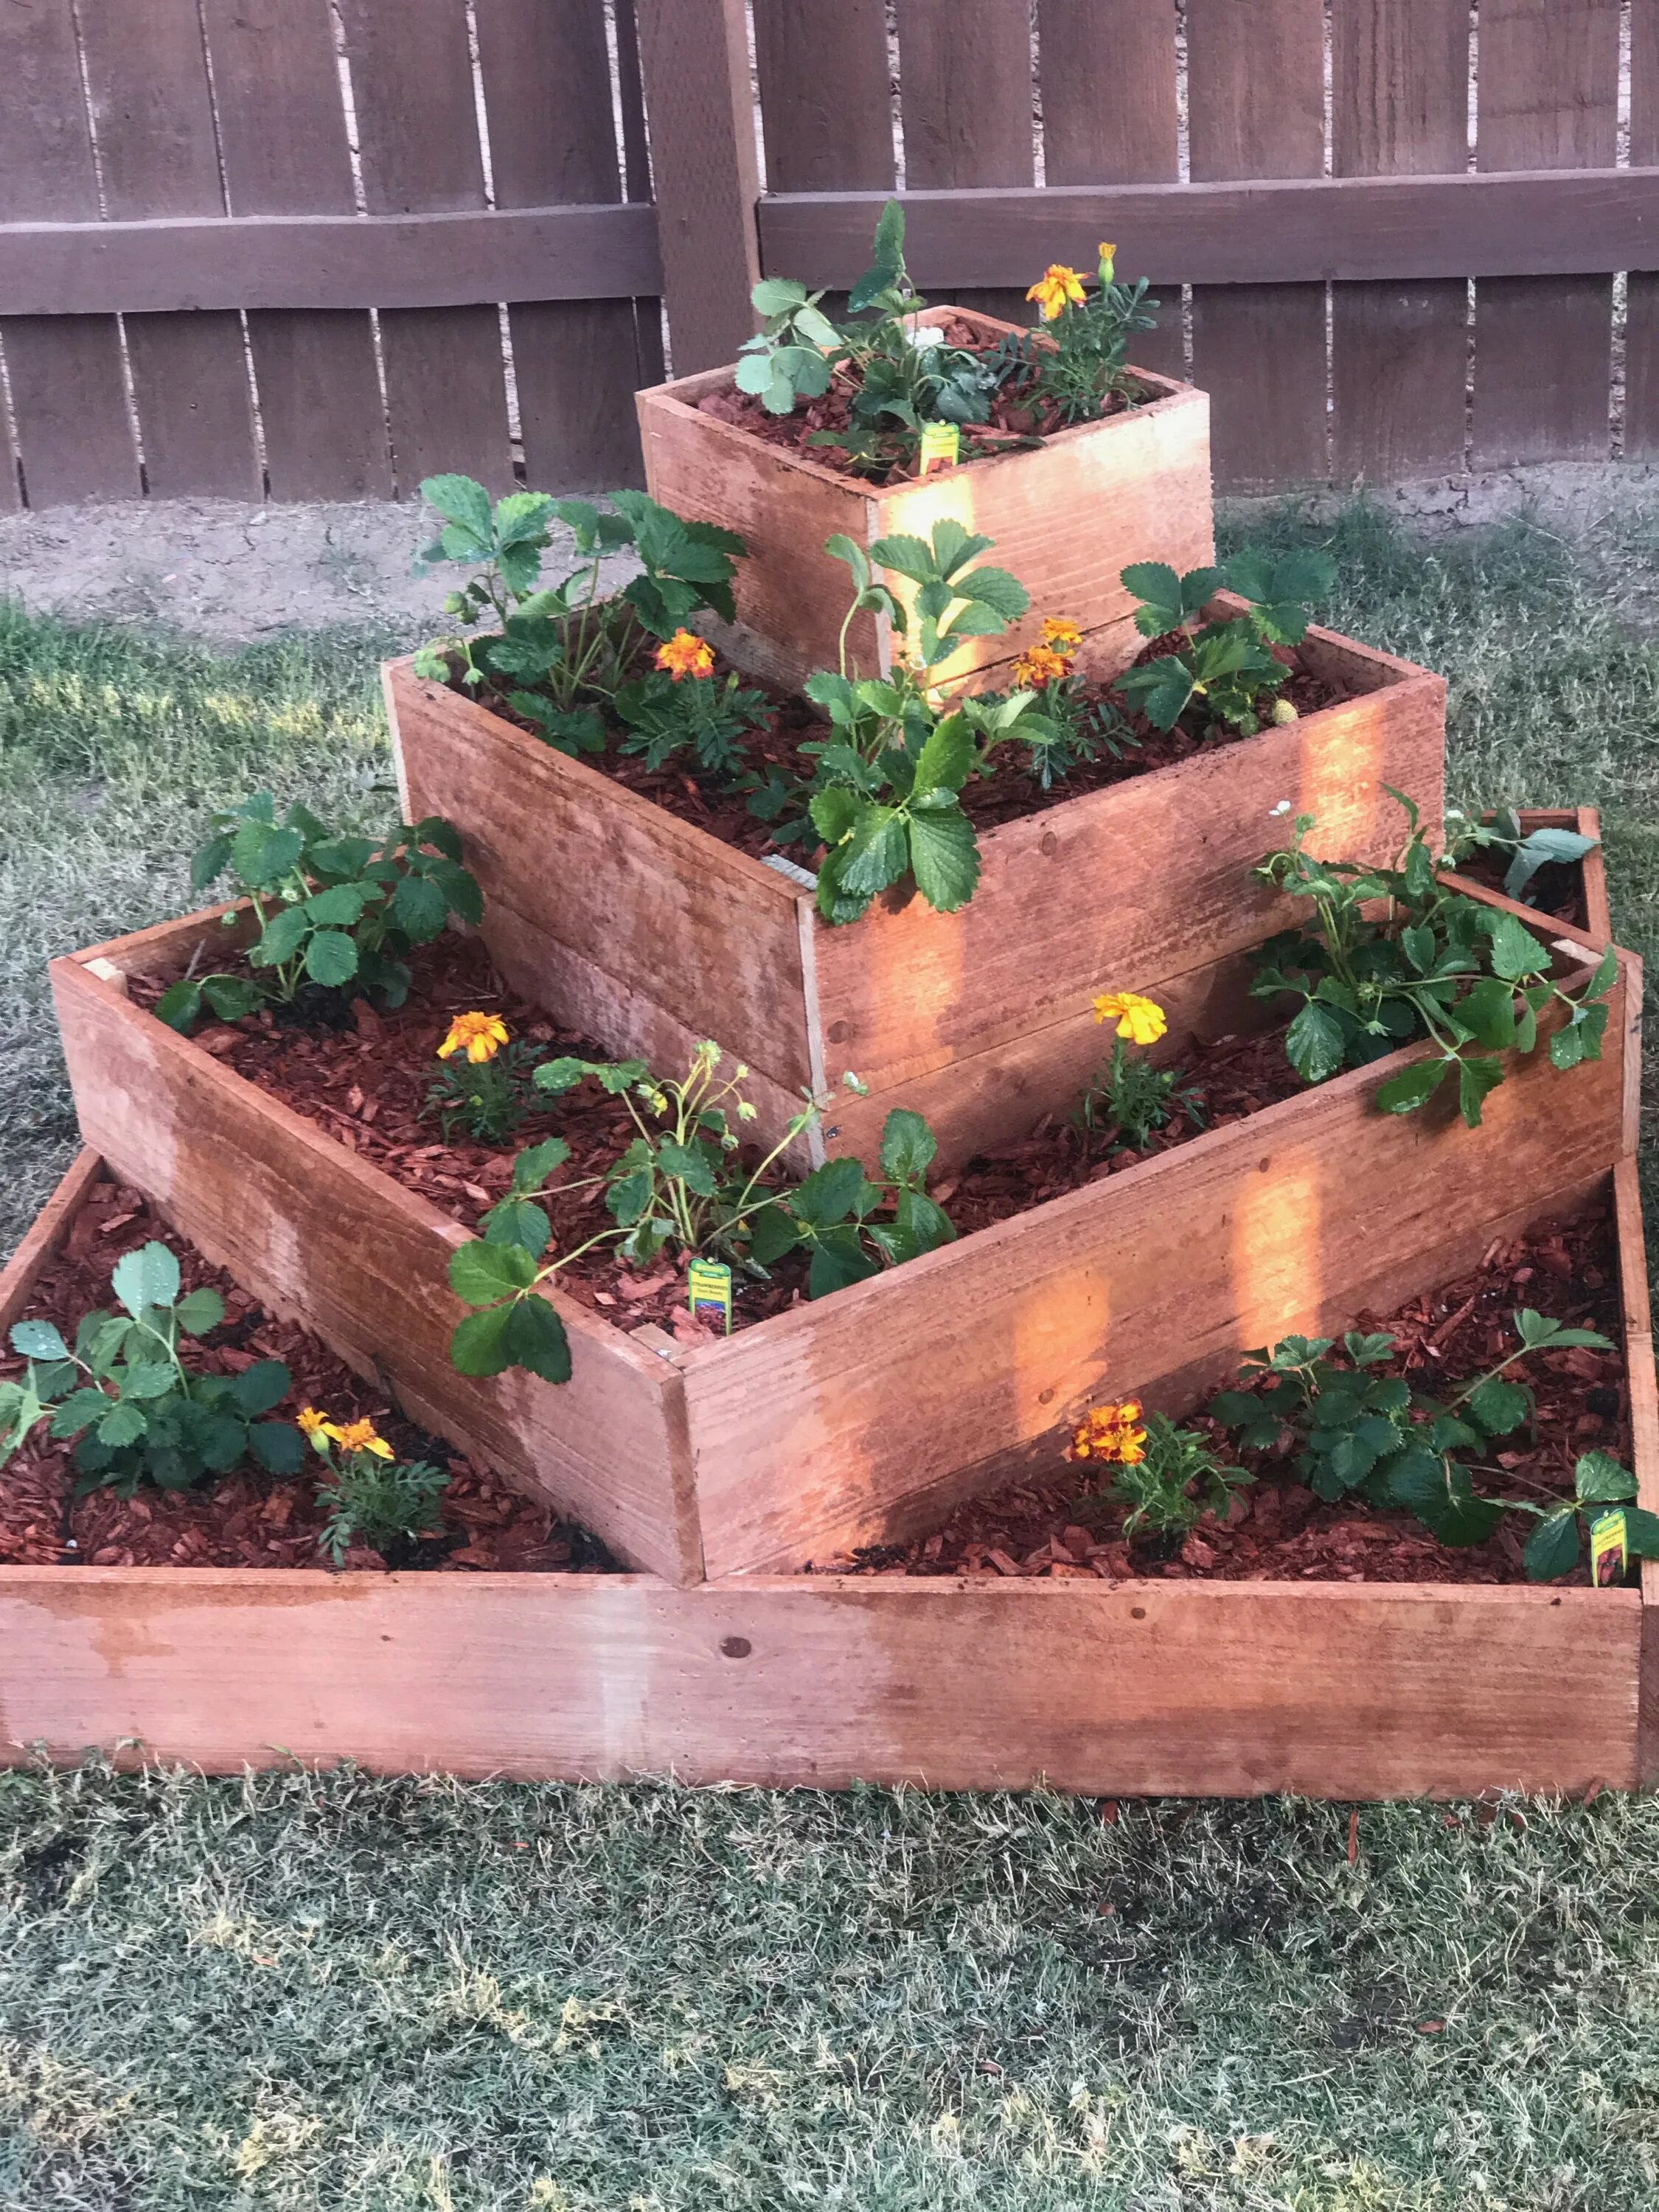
388,607,1447,1174
52,874,1638,1588
634,306,1215,696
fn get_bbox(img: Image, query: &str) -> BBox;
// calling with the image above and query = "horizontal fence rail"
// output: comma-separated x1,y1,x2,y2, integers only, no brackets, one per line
0,0,1656,505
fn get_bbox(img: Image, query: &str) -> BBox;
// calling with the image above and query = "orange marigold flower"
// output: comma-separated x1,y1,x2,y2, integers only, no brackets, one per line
1041,616,1082,652
296,1406,330,1440
1066,1402,1150,1466
324,1416,394,1461
1011,642,1074,689
1092,990,1167,1047
1026,263,1088,321
438,1011,509,1065
655,628,715,682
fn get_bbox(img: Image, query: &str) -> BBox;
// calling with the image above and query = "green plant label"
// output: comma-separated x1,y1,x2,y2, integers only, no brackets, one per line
918,422,961,475
1591,1509,1628,1586
687,1259,734,1335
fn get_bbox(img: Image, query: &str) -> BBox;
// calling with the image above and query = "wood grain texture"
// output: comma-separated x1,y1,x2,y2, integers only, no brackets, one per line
1331,0,1469,480
76,0,258,498
810,622,1445,1110
1473,0,1618,467
1037,0,1178,187
687,923,1638,1577
634,0,761,374
50,933,703,1585
753,0,895,192
385,664,818,1096
1628,3,1659,459
479,0,646,492
0,1568,1637,1798
202,0,389,501
639,311,1211,694
0,0,134,503
896,0,1032,189
1186,0,1326,490
336,0,509,495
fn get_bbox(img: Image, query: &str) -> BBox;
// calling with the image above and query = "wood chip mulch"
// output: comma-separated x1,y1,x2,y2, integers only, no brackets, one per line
803,1203,1629,1587
132,934,1305,1343
0,1177,613,1575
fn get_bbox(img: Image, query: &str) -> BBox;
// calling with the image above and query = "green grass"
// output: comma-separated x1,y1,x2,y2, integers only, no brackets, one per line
3,502,1659,2207
7,1762,1659,2210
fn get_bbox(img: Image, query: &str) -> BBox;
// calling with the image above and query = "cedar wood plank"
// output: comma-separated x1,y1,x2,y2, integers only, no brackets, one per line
0,1569,1635,1797
49,936,702,1585
387,663,817,1094
684,943,1638,1577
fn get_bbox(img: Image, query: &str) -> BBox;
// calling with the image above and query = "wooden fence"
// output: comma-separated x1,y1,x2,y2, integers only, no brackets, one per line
2,0,1658,507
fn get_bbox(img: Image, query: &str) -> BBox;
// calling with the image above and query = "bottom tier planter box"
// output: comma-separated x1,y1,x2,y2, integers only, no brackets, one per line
3,1155,1655,1801
50,868,1641,1585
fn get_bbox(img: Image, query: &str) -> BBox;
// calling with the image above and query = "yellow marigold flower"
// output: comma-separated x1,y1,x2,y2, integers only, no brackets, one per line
1041,616,1082,652
655,628,715,682
1026,263,1088,321
1092,990,1167,1047
1011,642,1074,689
325,1416,395,1461
438,1011,509,1065
1097,242,1117,283
296,1406,330,1440
1066,1402,1150,1466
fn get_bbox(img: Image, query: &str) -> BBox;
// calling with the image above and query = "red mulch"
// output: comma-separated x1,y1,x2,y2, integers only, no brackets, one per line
456,636,1344,865
0,1176,612,1574
132,933,1305,1343
694,323,1138,485
803,1203,1629,1587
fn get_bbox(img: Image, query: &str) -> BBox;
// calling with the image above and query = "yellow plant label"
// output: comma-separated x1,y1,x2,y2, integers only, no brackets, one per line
1591,1509,1628,1586
918,420,961,475
687,1258,733,1335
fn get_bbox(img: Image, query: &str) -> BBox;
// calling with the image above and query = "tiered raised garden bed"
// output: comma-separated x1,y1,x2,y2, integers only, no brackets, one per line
49,855,1641,1590
2,1145,1654,1799
634,306,1214,695
389,603,1447,1170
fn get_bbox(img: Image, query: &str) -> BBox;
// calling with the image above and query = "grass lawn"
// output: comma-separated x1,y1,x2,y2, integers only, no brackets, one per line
2,500,1658,2206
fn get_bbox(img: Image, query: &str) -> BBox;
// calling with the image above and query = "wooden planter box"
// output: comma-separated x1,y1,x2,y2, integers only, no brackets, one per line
4,1150,1655,1803
389,611,1447,1173
635,307,1215,696
51,870,1638,1589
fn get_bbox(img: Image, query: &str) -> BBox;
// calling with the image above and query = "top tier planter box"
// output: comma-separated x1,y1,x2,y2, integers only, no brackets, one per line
634,305,1214,695
389,607,1445,1173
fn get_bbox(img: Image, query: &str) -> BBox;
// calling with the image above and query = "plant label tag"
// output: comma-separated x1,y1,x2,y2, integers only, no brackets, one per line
1591,1509,1628,1586
687,1259,733,1335
918,421,961,476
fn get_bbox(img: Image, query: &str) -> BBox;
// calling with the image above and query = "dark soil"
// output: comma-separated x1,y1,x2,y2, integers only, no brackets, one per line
1452,849,1591,931
0,1176,614,1573
804,1204,1627,1588
467,631,1345,866
134,933,1309,1345
695,324,1141,486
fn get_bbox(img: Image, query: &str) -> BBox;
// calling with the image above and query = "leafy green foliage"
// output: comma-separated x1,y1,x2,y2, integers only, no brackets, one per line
613,669,770,781
307,1426,448,1568
1083,1413,1250,1544
424,1041,538,1146
0,1241,303,1497
1112,548,1335,738
410,475,748,735
1443,804,1601,904
1251,790,1618,1124
445,1049,953,1383
1209,1311,1631,1571
1016,244,1160,425
1075,1034,1205,1153
159,795,480,1032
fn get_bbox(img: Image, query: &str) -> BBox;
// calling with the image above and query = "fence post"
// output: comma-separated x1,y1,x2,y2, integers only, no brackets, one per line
633,0,761,372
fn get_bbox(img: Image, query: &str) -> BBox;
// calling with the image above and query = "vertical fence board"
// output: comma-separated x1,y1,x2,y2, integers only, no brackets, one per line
636,0,762,373
77,0,259,498
1037,0,1183,377
1330,0,1468,479
754,0,894,192
1186,0,1326,489
1473,0,1618,467
613,0,667,390
337,0,510,493
0,0,136,503
201,0,390,500
1627,1,1659,459
477,0,644,491
897,0,1032,322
